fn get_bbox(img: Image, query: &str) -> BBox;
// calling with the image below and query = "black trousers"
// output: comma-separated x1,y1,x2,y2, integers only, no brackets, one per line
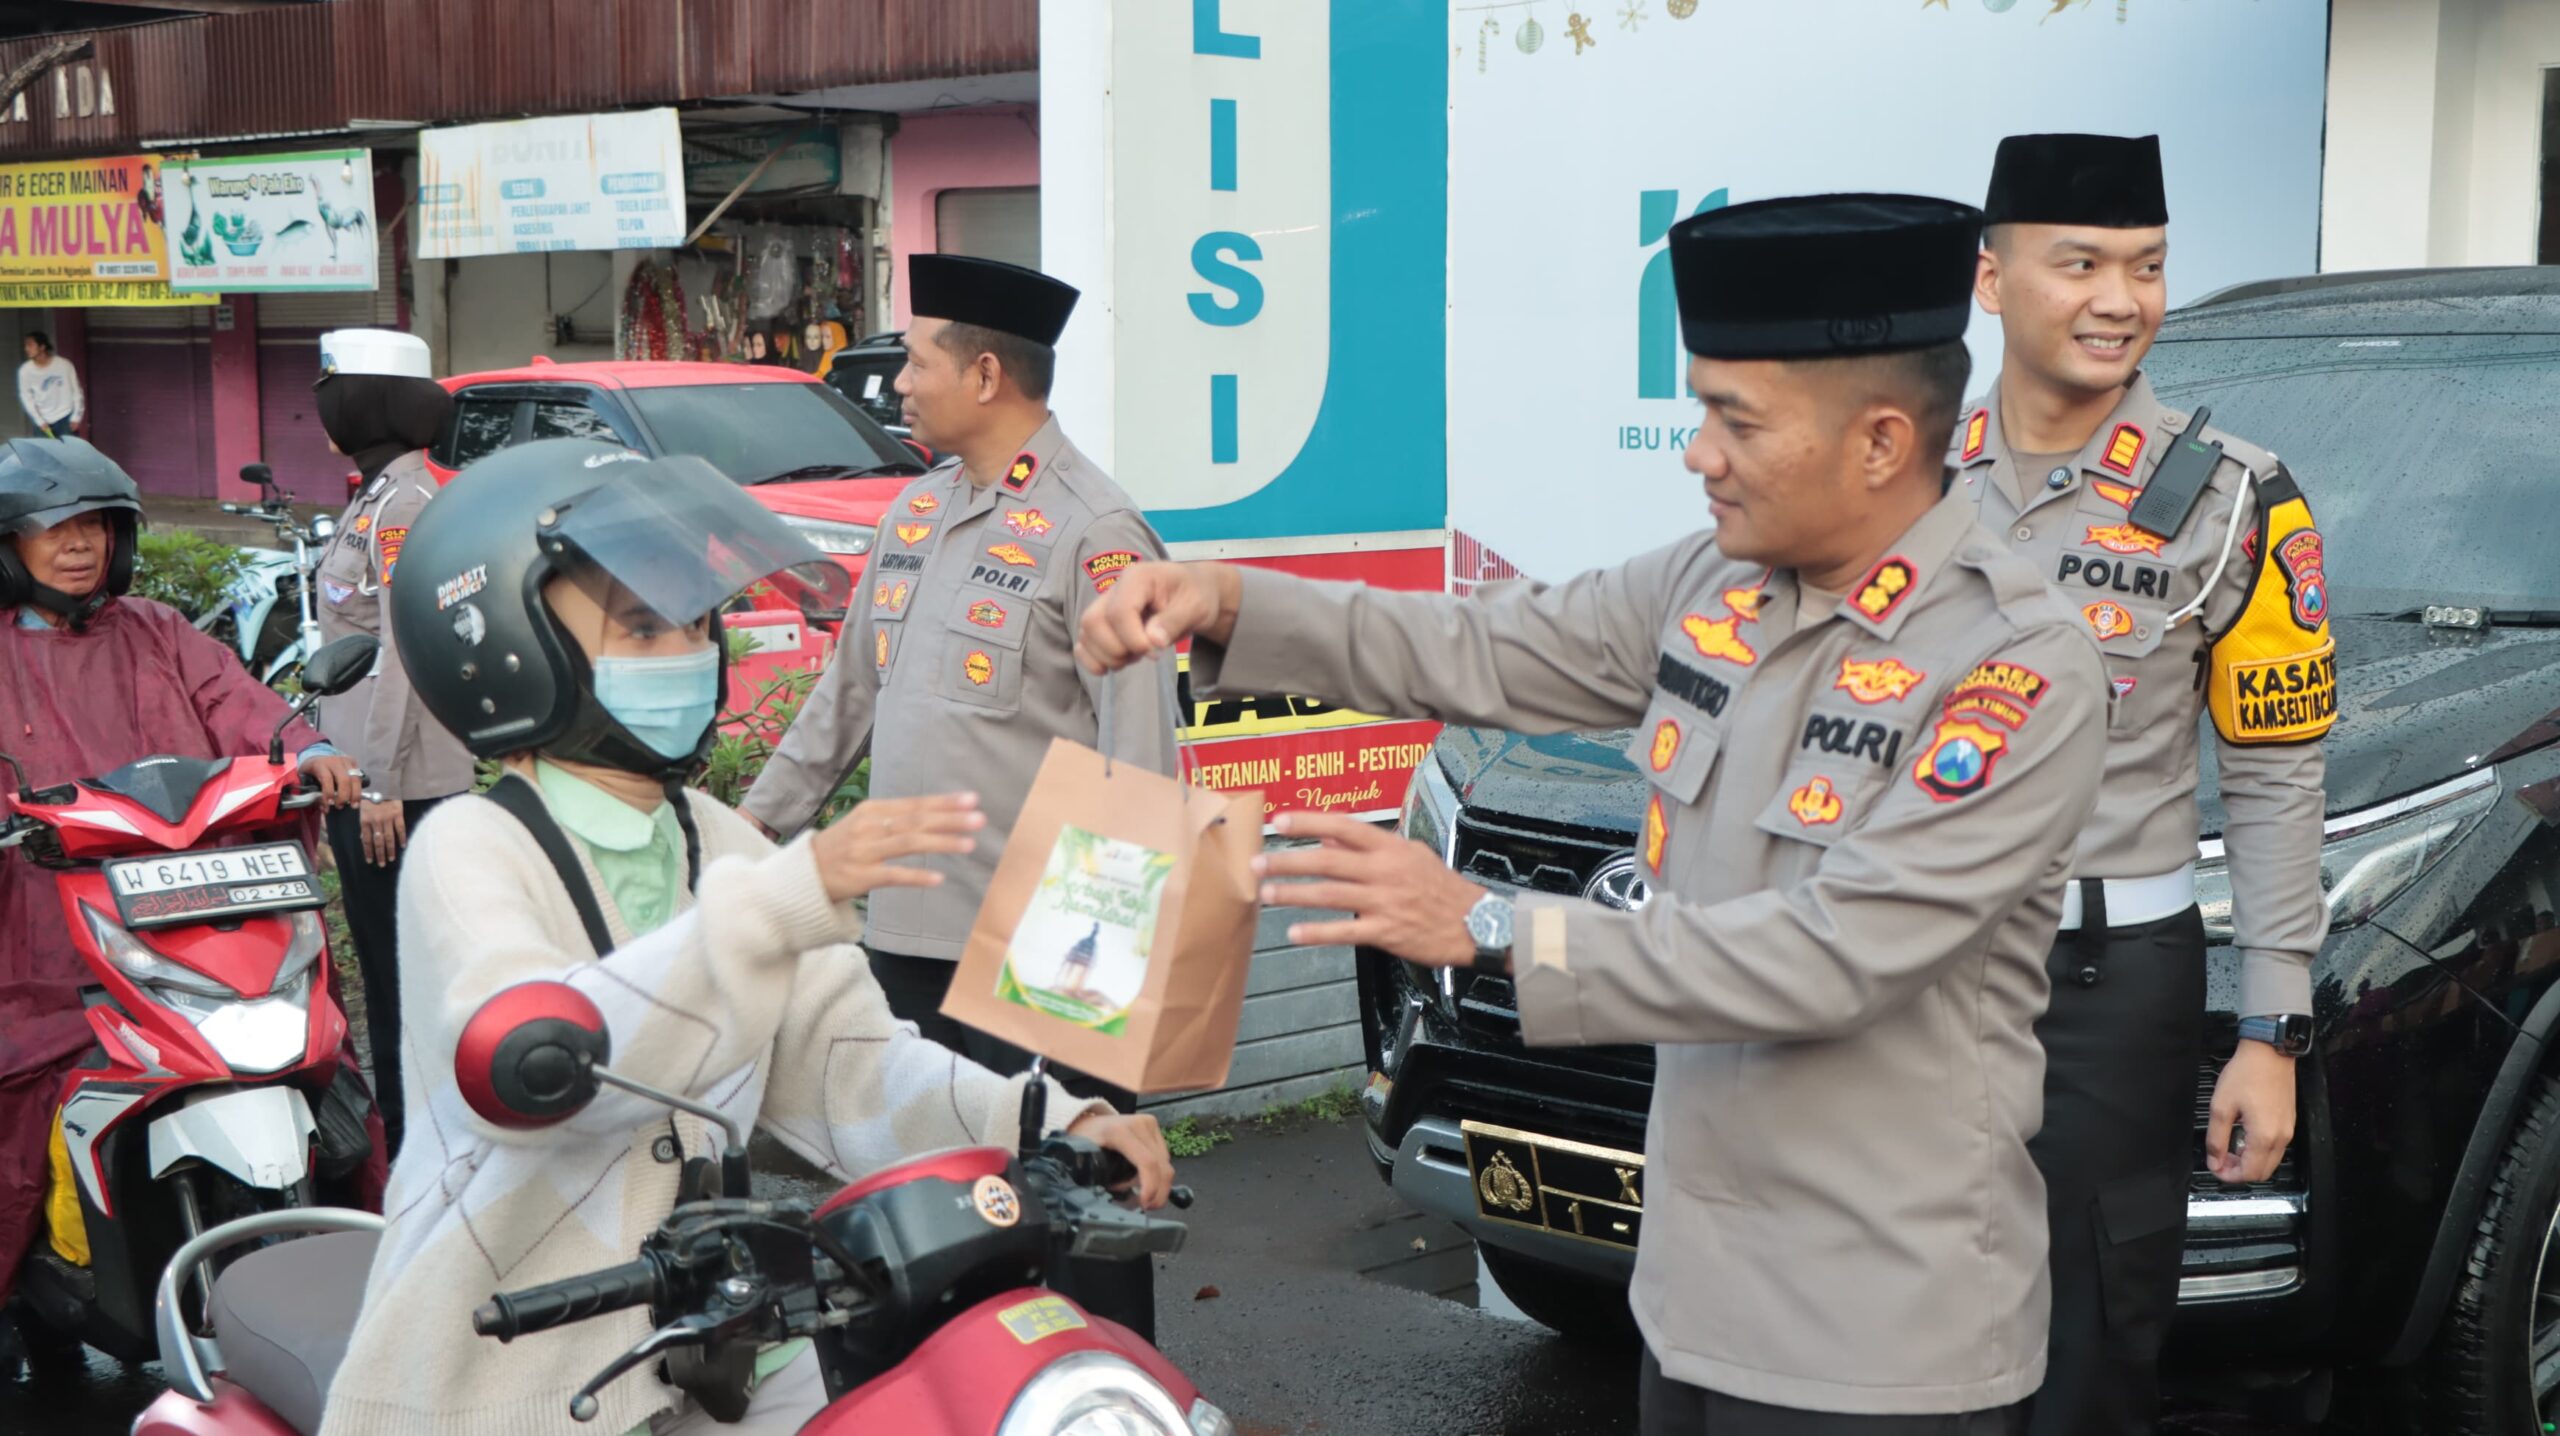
864,947,1156,1342
325,794,450,1161
2022,902,2207,1436
1641,1352,2027,1436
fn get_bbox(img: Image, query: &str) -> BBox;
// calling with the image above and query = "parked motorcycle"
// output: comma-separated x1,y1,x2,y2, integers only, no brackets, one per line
0,634,381,1368
195,463,335,690
130,980,1231,1436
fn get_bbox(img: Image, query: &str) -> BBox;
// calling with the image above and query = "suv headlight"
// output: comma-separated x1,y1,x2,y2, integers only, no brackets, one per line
996,1351,1203,1436
2195,767,2499,941
780,515,874,556
1398,750,1458,863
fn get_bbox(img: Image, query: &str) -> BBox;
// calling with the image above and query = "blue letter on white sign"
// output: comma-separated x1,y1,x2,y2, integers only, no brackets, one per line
1188,232,1265,326
1193,0,1261,58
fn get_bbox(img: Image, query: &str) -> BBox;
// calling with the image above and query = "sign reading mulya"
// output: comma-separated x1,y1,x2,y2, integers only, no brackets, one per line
0,156,166,282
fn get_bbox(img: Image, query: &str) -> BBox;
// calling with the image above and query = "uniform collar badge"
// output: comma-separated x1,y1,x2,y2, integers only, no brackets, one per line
2098,423,2145,477
1959,409,1989,464
1003,452,1038,492
1849,555,1918,627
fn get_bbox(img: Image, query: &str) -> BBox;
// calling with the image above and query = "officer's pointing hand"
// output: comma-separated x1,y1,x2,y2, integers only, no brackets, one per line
1256,812,1483,967
1074,561,1242,676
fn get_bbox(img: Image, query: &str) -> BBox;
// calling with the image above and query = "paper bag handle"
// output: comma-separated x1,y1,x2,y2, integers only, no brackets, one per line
1097,653,1201,791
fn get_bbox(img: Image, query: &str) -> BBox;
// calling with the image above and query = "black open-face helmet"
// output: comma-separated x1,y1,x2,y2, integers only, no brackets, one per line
0,437,144,629
388,438,850,779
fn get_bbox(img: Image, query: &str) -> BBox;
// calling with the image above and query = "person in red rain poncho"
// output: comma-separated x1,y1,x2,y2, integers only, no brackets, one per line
0,438,380,1361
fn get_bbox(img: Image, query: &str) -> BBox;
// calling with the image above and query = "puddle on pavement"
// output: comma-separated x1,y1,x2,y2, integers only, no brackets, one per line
1,1346,170,1435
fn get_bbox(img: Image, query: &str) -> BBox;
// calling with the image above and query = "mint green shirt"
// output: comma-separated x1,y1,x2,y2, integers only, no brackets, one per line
533,760,687,935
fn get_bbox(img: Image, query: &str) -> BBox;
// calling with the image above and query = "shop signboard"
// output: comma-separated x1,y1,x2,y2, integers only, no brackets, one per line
418,108,686,259
0,154,203,304
684,126,843,200
166,148,378,294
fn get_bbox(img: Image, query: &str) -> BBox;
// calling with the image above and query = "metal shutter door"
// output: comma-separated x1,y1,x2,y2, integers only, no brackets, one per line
86,309,212,498
257,328,350,500
934,186,1040,269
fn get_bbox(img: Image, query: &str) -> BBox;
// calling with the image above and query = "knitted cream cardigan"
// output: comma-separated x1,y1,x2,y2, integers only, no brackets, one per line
317,791,1099,1436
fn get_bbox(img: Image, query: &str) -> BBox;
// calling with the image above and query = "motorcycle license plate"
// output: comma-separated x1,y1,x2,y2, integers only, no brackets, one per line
1460,1120,1645,1250
104,842,321,930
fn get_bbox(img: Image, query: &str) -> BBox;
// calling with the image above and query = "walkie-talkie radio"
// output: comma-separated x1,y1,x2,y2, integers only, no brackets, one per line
2125,404,2223,540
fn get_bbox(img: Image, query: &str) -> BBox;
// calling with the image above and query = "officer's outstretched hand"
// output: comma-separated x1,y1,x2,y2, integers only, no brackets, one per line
1257,812,1484,968
811,793,985,904
1075,561,1242,675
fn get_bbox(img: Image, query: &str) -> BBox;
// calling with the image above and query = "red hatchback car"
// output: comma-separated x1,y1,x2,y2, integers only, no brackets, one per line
427,359,928,612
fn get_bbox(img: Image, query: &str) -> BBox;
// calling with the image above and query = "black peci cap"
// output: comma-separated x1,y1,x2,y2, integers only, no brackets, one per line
908,253,1080,346
1982,133,2168,229
1668,193,1984,361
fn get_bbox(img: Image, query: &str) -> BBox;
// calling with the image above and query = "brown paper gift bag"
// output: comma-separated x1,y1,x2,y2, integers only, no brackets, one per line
942,732,1263,1096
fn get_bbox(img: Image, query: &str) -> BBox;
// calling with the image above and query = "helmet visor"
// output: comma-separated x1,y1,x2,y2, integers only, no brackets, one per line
539,454,852,626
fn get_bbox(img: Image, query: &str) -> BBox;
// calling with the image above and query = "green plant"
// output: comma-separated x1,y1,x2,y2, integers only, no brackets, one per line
1163,1117,1233,1159
693,639,868,824
132,528,249,618
1259,1083,1363,1129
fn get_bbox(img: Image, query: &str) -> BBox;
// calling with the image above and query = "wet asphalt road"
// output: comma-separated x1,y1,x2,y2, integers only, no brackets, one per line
4,1118,2332,1436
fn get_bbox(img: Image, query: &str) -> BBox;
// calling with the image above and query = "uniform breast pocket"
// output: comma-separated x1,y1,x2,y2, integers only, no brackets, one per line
2066,593,2171,735
314,541,371,617
867,571,921,627
1752,750,1889,852
936,586,1032,711
1627,694,1722,807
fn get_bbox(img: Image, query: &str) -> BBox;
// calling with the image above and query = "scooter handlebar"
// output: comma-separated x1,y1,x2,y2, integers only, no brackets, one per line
1089,1147,1195,1210
473,1258,664,1342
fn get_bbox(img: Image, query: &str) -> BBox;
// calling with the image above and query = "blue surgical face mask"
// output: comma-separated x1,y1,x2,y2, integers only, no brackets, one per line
591,647,719,761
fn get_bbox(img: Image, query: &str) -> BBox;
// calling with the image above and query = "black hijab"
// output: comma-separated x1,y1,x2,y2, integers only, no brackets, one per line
316,373,454,484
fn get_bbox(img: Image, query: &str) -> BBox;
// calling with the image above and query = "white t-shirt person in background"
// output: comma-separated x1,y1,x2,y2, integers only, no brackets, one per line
17,332,81,439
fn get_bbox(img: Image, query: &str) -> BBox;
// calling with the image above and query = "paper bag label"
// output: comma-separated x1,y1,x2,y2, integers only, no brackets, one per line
993,825,1174,1036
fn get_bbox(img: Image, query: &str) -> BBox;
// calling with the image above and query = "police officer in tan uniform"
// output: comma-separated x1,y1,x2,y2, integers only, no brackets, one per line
743,256,1180,1097
310,327,476,1158
1082,195,2109,1434
1963,134,2334,1436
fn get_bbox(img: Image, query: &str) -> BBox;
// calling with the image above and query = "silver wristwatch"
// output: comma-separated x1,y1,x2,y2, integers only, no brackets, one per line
1464,891,1515,975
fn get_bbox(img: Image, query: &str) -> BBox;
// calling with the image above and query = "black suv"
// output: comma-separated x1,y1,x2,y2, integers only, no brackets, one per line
1357,268,2560,1430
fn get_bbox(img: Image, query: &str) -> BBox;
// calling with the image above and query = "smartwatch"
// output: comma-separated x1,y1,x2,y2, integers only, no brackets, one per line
2237,1014,2313,1057
1464,891,1515,976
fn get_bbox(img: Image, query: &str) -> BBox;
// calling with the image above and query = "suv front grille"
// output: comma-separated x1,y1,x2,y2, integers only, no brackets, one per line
1450,808,1633,1043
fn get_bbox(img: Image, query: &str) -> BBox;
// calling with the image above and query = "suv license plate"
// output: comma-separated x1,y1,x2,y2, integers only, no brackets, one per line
105,842,321,931
1461,1120,1645,1250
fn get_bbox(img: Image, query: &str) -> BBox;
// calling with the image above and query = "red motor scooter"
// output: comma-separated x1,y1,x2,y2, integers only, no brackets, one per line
133,981,1231,1436
0,634,382,1368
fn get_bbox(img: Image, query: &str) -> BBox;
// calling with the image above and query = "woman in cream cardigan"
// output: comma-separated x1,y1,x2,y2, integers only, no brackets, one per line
319,439,1174,1436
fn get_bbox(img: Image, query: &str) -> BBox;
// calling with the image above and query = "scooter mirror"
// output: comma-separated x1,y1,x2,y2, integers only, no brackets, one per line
301,634,380,698
239,462,273,490
456,981,609,1130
